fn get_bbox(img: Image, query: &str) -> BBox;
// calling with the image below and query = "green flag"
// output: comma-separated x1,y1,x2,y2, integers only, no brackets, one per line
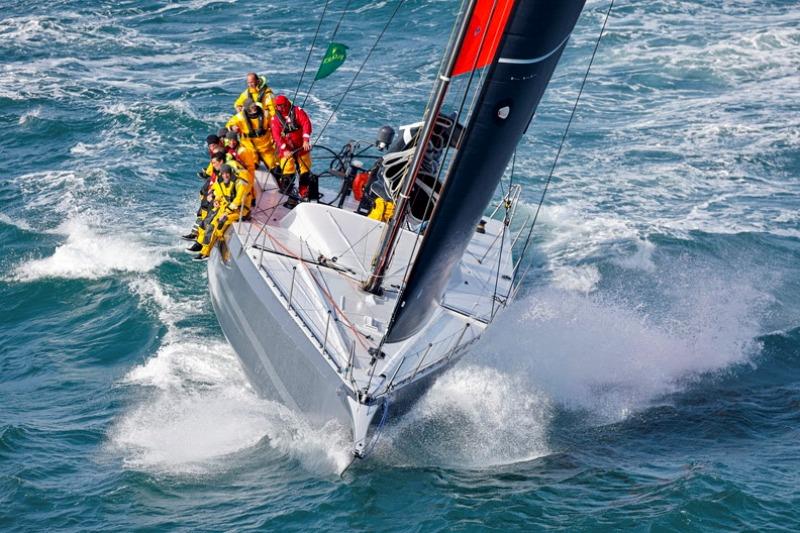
314,42,348,80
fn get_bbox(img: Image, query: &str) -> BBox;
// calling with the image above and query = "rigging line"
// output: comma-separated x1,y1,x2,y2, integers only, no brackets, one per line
505,148,516,195
510,0,614,299
363,397,390,456
302,0,354,108
379,0,503,348
320,59,427,102
490,195,509,320
415,0,503,229
312,0,406,146
488,148,516,318
293,0,333,104
392,0,503,283
266,232,372,349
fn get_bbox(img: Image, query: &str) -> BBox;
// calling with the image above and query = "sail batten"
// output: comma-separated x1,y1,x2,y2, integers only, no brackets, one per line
386,0,588,343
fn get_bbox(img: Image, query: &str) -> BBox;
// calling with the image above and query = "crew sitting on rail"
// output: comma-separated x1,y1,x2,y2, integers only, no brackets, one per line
227,97,281,179
234,72,276,117
205,134,225,157
189,164,252,261
270,94,316,200
183,150,227,242
224,130,257,202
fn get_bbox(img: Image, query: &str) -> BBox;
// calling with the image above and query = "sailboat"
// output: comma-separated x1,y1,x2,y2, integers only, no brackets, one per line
206,0,587,459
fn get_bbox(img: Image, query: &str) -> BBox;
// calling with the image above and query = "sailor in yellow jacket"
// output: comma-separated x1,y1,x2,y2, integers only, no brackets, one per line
190,164,252,261
234,72,276,117
224,130,257,201
226,98,280,177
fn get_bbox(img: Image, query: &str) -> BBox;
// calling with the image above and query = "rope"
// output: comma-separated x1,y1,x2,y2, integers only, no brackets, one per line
265,231,372,350
292,0,333,104
313,0,406,145
302,0,353,108
511,0,614,299
487,149,516,317
381,0,503,348
338,398,390,477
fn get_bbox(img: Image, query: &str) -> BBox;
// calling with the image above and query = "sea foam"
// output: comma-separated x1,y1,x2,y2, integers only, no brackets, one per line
11,219,167,282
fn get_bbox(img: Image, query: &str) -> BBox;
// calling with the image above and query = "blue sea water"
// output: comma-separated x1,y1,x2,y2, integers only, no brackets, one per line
2,0,799,530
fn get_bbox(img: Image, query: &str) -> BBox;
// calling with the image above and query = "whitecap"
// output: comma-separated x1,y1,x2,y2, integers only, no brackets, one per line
377,365,551,468
112,336,351,476
11,218,167,281
478,270,765,421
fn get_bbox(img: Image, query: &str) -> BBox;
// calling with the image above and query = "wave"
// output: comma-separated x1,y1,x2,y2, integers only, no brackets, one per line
11,218,168,282
109,277,352,476
111,335,352,476
377,365,552,468
475,271,765,422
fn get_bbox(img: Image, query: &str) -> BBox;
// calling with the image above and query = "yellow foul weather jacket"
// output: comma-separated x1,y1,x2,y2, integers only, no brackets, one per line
204,156,247,185
233,75,276,117
232,145,257,186
212,175,251,214
226,109,278,169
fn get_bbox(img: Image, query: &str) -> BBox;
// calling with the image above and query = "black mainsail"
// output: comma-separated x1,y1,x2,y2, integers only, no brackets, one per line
386,0,587,342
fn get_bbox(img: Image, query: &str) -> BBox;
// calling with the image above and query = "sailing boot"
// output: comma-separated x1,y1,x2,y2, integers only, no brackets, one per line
278,173,294,194
270,166,282,183
298,172,311,201
300,172,319,202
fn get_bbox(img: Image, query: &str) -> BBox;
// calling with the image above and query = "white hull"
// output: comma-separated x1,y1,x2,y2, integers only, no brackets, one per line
206,172,515,457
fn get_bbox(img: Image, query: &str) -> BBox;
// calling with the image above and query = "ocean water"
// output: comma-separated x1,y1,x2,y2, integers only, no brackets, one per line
2,0,799,530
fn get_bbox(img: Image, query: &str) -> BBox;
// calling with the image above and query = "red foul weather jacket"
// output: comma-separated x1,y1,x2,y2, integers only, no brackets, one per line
270,106,312,158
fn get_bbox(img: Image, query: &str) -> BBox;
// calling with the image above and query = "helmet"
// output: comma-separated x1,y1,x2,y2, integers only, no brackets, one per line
206,134,221,145
211,151,226,162
274,94,290,108
225,130,239,141
243,97,257,109
216,127,229,139
220,164,233,175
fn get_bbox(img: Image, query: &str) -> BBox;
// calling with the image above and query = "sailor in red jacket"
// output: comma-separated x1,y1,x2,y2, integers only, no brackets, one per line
270,94,316,199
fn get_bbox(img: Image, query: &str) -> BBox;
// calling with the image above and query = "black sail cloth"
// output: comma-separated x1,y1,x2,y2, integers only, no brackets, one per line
387,0,587,342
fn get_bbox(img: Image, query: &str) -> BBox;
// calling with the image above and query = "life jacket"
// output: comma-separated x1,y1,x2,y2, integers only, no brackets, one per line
276,106,300,136
256,83,272,107
241,108,267,138
199,170,218,208
216,178,237,205
226,146,245,167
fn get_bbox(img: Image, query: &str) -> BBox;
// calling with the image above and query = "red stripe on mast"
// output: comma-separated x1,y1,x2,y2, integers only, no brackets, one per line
451,0,515,77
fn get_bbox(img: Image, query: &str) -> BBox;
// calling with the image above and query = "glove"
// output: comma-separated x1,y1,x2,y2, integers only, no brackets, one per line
197,170,208,179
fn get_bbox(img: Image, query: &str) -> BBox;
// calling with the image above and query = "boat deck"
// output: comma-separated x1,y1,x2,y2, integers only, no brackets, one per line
227,170,513,397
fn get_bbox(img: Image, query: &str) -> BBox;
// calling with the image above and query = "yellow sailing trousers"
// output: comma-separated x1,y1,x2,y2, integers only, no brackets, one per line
199,208,248,256
279,152,312,175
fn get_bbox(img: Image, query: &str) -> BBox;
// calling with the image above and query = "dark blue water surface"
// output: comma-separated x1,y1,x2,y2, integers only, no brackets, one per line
2,0,799,530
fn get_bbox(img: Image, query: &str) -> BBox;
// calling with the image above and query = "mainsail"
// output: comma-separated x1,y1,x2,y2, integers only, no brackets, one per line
386,0,587,342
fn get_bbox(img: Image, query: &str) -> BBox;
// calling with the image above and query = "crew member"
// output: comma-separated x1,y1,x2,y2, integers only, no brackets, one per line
270,94,315,199
234,72,276,117
190,164,252,261
184,151,227,242
225,130,257,203
206,134,224,156
227,97,280,177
